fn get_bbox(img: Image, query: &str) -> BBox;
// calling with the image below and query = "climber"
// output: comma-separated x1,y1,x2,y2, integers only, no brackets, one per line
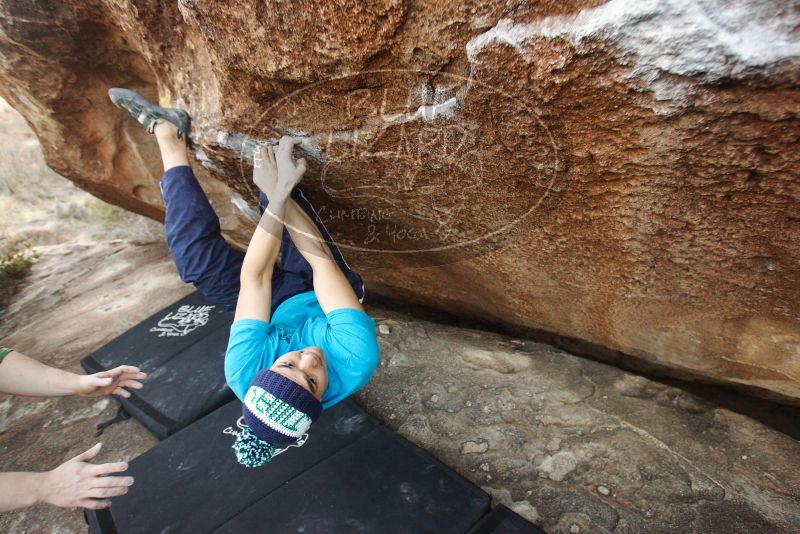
0,347,143,512
108,88,379,467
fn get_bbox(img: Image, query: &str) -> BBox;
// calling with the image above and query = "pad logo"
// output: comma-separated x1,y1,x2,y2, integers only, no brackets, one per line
150,305,215,337
222,417,309,457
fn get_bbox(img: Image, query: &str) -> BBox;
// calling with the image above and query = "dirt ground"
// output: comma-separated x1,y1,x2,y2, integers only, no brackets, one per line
0,98,181,532
0,98,161,251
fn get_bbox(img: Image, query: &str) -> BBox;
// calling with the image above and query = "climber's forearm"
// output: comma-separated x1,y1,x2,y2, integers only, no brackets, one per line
283,200,335,266
235,194,289,322
282,200,363,314
241,199,286,279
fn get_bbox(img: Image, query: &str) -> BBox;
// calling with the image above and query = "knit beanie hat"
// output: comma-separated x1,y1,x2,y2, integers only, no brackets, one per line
233,369,322,467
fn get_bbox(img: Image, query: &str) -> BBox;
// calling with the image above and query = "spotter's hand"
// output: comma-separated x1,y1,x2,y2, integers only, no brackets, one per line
77,365,146,399
39,443,133,510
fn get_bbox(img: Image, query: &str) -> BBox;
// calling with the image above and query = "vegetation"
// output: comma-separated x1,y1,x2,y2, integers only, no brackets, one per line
0,239,39,280
85,198,127,223
0,239,39,311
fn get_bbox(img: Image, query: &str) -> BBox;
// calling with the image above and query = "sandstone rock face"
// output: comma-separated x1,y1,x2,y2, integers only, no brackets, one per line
0,1,798,401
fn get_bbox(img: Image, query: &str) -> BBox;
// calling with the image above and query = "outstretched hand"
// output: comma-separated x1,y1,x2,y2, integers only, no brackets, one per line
253,136,306,198
39,443,133,510
77,365,146,399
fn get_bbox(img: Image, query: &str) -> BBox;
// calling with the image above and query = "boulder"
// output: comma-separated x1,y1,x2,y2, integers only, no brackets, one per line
0,0,798,401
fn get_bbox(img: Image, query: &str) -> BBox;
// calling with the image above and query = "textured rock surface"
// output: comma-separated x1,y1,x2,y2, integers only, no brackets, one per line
0,98,163,250
0,0,799,401
2,240,798,533
360,314,800,533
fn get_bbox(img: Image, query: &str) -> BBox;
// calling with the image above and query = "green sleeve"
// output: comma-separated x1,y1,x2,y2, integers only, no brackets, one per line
0,346,12,363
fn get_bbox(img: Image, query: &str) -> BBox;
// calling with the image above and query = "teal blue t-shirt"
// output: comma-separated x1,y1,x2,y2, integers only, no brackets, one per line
224,291,380,410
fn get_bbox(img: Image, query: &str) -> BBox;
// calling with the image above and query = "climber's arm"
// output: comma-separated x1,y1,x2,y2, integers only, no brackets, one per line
234,199,286,323
284,204,364,315
252,140,362,315
235,137,306,322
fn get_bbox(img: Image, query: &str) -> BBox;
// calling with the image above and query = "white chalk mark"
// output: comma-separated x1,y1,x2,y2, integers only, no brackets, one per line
230,192,260,220
286,131,325,163
466,0,800,101
383,97,459,124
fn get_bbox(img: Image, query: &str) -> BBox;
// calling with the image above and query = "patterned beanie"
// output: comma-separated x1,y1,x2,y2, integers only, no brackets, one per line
233,369,322,467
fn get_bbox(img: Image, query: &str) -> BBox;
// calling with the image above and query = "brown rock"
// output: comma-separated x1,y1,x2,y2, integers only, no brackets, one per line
0,0,798,401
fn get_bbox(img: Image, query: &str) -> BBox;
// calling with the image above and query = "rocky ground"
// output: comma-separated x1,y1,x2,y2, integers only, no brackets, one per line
0,95,162,312
361,315,800,532
0,98,182,532
0,241,190,533
1,98,799,533
1,235,799,533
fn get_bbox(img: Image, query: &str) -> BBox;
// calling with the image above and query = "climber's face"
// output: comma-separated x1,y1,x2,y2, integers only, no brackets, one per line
270,346,329,400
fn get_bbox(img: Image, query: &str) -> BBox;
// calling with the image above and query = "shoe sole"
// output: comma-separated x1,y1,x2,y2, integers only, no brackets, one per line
108,88,191,140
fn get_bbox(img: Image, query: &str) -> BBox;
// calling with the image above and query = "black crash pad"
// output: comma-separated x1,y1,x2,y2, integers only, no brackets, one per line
81,291,234,438
467,505,545,534
215,427,489,533
87,399,490,534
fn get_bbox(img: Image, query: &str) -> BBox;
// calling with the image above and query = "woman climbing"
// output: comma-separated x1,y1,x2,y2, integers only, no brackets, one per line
108,88,379,467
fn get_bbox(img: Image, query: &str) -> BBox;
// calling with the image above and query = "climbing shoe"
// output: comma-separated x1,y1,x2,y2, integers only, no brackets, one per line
108,87,191,140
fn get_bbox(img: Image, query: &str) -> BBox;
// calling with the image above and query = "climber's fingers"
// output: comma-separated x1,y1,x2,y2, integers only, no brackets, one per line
277,136,301,159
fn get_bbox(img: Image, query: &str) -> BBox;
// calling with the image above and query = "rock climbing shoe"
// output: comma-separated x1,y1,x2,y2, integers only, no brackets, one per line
108,87,191,140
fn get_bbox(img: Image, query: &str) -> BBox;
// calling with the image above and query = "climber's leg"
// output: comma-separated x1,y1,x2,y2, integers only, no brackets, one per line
108,87,244,311
258,188,364,311
154,118,192,171
157,122,244,312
